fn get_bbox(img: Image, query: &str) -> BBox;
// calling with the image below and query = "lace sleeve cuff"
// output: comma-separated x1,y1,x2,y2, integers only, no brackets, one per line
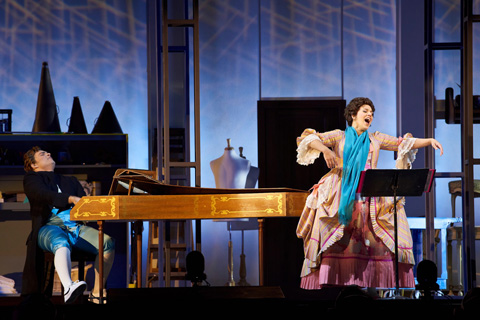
395,135,417,169
297,134,321,166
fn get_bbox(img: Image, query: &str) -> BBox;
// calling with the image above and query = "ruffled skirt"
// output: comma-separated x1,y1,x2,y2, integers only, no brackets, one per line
296,170,415,289
300,199,415,289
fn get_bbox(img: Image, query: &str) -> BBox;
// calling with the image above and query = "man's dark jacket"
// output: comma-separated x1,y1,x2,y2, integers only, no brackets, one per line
21,170,85,296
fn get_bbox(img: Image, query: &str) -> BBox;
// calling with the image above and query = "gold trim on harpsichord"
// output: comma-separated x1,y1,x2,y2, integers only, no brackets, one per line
72,196,117,219
210,193,284,217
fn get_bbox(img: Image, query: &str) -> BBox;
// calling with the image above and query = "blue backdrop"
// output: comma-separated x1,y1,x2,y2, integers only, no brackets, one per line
5,0,473,287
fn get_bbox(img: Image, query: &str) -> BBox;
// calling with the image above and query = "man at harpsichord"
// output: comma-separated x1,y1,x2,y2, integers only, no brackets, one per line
20,146,115,306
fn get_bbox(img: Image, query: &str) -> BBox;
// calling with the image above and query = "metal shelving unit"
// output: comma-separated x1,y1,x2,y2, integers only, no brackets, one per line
424,0,478,291
146,0,200,288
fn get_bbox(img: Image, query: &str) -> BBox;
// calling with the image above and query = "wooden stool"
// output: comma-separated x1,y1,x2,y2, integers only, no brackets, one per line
44,250,97,294
448,180,480,217
447,180,480,291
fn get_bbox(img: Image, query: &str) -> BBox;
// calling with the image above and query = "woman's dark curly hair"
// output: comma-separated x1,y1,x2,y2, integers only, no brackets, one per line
344,97,375,126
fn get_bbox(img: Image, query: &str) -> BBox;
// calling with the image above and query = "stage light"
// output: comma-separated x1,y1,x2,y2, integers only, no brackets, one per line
185,250,208,286
415,259,439,299
461,288,480,317
32,62,61,133
91,100,123,134
67,97,88,133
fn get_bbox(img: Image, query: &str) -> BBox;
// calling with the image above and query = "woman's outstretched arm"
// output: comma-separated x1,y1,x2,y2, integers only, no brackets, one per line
412,138,444,156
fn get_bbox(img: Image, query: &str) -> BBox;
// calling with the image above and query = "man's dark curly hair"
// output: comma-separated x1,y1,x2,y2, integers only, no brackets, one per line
23,146,41,172
344,97,375,126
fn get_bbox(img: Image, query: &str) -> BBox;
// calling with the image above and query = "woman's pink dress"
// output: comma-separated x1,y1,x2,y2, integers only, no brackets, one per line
296,129,417,289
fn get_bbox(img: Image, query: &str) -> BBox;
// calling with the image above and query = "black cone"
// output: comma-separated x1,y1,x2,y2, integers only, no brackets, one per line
32,62,61,133
91,100,123,134
68,97,88,133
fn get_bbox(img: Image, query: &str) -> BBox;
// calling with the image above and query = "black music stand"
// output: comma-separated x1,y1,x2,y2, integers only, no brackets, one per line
357,168,435,298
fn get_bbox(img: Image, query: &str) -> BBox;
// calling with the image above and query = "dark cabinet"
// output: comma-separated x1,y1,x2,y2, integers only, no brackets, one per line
257,99,345,294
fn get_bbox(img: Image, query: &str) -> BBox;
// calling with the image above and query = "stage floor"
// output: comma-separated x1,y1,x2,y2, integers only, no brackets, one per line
0,286,468,319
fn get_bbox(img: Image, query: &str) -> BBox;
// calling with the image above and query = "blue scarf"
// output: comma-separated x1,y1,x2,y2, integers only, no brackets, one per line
338,126,370,225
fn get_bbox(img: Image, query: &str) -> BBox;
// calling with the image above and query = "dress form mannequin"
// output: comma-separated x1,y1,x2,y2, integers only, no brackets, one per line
238,147,259,188
210,139,251,189
232,148,258,286
210,139,255,286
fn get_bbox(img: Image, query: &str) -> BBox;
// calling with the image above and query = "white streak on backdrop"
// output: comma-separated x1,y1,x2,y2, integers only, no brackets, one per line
199,0,398,286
